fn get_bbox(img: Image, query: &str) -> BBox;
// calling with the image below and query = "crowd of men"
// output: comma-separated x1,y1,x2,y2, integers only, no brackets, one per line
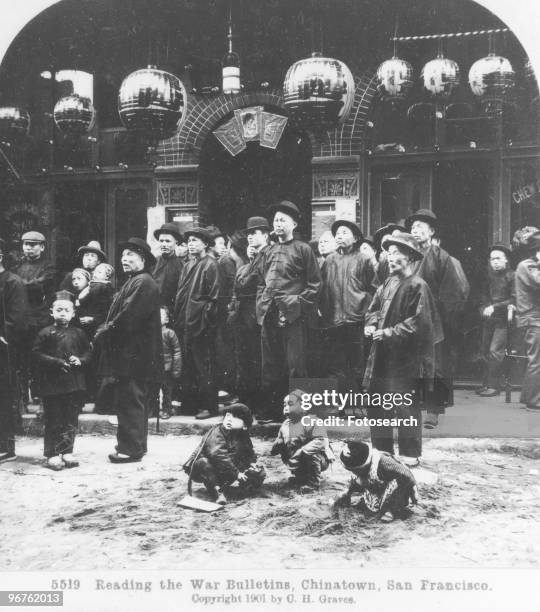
1,199,540,470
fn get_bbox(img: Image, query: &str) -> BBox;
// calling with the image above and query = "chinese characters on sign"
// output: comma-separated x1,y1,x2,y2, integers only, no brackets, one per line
214,106,288,156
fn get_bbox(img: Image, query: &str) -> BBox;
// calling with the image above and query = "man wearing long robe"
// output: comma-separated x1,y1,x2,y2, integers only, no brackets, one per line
152,222,184,314
0,239,28,463
95,238,163,462
364,232,443,464
407,209,469,428
174,227,220,420
257,201,321,421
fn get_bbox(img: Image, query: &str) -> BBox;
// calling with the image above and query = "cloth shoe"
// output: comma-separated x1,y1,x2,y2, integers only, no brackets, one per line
399,455,420,467
380,511,395,523
215,490,227,505
108,452,142,464
45,456,64,471
0,452,16,464
478,388,499,397
62,453,79,468
195,410,214,420
423,414,438,429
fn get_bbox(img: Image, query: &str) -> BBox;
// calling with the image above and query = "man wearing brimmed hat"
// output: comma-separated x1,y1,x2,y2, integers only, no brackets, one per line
256,200,322,421
319,219,377,399
59,241,107,292
0,238,28,463
14,230,57,408
95,237,163,462
406,209,470,428
373,223,406,284
173,227,220,420
230,216,271,409
515,230,540,411
152,222,184,314
363,232,443,466
477,244,515,397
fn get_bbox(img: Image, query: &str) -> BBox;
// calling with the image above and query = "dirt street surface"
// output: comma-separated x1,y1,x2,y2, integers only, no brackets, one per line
2,435,539,570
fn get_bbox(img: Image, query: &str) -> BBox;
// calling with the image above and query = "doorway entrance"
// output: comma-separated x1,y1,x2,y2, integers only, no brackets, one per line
198,122,312,238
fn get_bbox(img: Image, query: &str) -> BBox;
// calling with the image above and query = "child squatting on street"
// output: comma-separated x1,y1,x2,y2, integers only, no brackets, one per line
31,291,91,471
334,440,418,522
183,403,266,505
271,389,335,491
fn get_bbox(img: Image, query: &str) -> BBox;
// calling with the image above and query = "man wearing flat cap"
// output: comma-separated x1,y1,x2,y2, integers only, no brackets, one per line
257,201,322,421
319,219,377,401
95,237,163,462
14,231,57,406
173,227,220,420
0,238,28,463
406,209,470,428
152,222,184,314
363,232,443,466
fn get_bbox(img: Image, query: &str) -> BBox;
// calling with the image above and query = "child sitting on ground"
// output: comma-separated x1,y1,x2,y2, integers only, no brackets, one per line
183,403,266,505
271,389,334,491
335,440,418,522
32,291,91,471
76,263,115,340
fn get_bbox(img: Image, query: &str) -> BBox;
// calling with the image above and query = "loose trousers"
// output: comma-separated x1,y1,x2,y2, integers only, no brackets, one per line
520,325,540,408
183,330,218,415
43,393,81,458
116,377,149,457
0,375,15,455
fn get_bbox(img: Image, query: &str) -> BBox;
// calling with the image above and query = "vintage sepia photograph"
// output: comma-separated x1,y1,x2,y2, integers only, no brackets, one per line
0,0,539,610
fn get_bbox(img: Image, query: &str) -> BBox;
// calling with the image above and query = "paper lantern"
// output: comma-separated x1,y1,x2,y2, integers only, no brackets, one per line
54,95,95,135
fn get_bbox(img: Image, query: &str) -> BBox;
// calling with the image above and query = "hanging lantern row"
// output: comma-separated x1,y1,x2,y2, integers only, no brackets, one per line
377,51,515,102
53,94,96,136
0,107,30,143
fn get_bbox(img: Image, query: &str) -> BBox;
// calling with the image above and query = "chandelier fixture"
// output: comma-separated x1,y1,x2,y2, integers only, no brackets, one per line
283,52,355,128
118,66,187,139
222,5,241,94
54,94,96,135
0,107,30,143
468,53,515,100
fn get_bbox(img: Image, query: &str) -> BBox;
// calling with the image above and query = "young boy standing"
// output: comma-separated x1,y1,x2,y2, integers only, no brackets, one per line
32,291,91,470
271,389,333,491
183,403,266,504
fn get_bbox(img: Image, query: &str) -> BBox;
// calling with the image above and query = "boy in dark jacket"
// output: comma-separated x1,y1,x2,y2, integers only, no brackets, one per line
335,440,418,522
183,403,265,504
271,389,333,491
150,306,182,418
32,291,91,470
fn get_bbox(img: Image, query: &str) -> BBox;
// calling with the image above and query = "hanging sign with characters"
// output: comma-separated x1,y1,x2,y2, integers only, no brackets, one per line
214,106,287,156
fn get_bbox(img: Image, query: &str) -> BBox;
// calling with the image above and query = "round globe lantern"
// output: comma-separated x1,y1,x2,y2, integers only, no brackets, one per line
118,66,187,138
376,56,414,101
54,95,95,136
421,55,460,100
0,107,30,143
468,54,515,99
283,52,355,128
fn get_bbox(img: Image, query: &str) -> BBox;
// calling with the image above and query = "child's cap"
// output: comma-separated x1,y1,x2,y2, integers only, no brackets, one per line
54,290,75,303
340,440,371,471
72,267,91,281
225,403,253,429
95,263,114,280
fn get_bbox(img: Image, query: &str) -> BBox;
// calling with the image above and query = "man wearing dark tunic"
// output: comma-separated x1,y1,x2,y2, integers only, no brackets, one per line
373,223,405,285
14,231,57,407
95,237,163,462
173,227,220,420
319,219,377,400
515,230,540,411
229,216,271,411
152,222,184,314
0,239,28,463
406,209,469,428
364,232,442,466
257,201,322,421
